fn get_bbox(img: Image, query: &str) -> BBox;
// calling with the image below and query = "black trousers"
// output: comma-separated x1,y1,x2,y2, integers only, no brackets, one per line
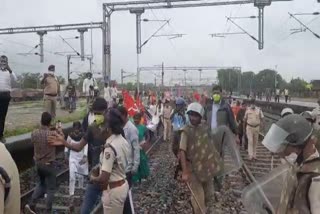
123,172,133,214
30,162,57,212
0,92,11,139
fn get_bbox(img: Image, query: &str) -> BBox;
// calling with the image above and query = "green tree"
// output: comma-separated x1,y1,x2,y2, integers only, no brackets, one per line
254,69,287,92
18,72,41,89
288,78,308,96
217,69,241,92
240,71,255,94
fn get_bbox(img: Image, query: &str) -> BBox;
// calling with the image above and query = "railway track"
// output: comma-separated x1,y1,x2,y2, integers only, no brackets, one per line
19,114,279,213
132,113,280,213
20,135,164,214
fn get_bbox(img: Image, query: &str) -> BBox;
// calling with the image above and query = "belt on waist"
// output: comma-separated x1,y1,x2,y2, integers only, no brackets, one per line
45,94,57,97
247,123,260,128
103,179,126,190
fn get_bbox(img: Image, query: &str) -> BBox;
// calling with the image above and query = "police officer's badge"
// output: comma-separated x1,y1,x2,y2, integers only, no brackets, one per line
105,152,111,160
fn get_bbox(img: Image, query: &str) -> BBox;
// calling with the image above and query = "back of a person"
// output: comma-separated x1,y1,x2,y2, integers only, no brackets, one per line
172,112,185,131
32,128,56,164
136,124,147,142
107,134,130,176
0,143,20,214
44,75,58,96
87,124,106,168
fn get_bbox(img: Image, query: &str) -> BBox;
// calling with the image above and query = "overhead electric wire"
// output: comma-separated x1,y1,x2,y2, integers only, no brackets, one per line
288,12,320,39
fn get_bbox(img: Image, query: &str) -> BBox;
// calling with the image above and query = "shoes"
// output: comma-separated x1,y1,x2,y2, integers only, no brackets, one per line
25,204,36,214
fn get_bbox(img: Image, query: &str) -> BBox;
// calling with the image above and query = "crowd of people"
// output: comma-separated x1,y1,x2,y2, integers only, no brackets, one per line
1,57,320,213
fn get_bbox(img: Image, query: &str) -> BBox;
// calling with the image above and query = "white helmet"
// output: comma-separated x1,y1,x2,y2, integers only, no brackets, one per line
280,108,294,118
186,102,204,118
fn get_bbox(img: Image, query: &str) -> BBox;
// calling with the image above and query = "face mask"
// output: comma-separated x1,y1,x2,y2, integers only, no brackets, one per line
285,153,298,165
94,115,104,126
212,94,221,103
251,104,256,109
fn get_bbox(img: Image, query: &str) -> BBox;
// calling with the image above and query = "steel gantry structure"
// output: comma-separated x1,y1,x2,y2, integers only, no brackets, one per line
139,65,241,88
0,22,102,63
102,0,291,93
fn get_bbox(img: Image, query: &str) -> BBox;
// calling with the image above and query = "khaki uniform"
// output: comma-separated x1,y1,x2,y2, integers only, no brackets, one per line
0,143,20,214
163,106,172,141
42,75,59,119
180,123,221,214
277,152,320,214
100,134,130,214
244,107,264,159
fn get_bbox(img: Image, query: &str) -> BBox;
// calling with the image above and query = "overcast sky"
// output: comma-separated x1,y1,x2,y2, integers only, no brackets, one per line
1,0,320,85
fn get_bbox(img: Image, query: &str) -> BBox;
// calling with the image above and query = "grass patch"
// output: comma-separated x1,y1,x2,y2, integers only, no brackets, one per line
4,107,87,138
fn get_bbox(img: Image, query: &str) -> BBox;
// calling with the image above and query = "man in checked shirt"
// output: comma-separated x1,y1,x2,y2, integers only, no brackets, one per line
25,112,61,214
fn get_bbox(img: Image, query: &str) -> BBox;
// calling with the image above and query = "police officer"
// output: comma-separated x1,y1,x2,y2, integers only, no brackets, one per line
261,114,320,213
0,142,20,214
244,98,264,160
90,108,130,214
281,107,294,118
180,102,222,214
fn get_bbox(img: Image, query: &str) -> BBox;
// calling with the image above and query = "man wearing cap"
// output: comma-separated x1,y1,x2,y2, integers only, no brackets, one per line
0,55,17,143
41,65,60,119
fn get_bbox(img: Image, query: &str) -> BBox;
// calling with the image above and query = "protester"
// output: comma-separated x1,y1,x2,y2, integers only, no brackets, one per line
118,106,139,214
132,113,150,183
41,65,60,120
25,112,61,213
284,88,289,103
65,79,77,113
111,83,119,99
236,101,247,149
170,97,186,157
206,85,237,134
231,100,241,119
155,99,164,137
0,55,17,143
49,97,108,213
65,121,88,210
104,83,112,104
83,72,96,104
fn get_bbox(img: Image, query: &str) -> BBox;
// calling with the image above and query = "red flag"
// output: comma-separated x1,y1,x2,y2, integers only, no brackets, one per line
193,91,201,102
122,90,138,117
136,96,145,113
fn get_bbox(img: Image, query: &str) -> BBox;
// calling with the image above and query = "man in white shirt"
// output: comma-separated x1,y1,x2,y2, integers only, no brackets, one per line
0,56,17,143
82,72,96,104
111,83,118,99
104,83,112,104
